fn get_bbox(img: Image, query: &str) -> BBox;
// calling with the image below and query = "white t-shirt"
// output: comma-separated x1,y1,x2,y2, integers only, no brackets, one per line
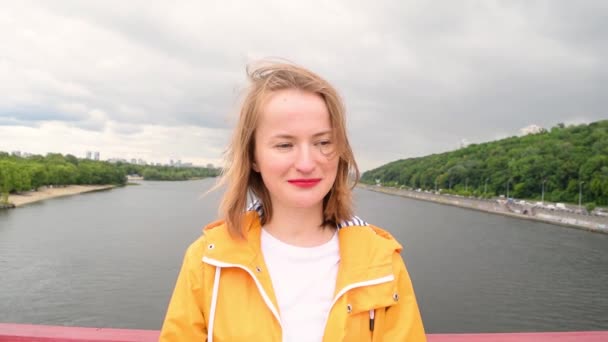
261,228,340,342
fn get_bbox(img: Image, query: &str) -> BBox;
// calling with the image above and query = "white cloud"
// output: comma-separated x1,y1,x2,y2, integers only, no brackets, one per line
0,122,227,167
1,1,606,171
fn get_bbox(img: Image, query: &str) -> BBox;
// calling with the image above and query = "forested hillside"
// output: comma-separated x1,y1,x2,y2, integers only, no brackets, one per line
361,121,608,206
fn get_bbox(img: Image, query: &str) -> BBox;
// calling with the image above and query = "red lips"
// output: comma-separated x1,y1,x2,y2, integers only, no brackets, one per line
288,178,322,188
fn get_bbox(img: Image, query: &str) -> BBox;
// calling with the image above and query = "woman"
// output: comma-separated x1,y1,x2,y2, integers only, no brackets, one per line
160,61,426,341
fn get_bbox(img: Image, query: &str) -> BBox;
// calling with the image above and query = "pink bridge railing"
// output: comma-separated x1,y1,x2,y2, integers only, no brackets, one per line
0,323,607,341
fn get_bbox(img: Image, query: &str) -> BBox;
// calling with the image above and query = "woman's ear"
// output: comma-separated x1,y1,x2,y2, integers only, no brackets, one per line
252,161,260,172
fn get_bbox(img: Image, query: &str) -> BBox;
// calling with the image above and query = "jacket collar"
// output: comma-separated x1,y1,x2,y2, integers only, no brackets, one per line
202,203,402,280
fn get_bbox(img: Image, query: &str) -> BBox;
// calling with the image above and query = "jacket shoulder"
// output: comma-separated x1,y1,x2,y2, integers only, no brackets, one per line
369,224,401,244
338,213,404,253
182,232,209,264
182,216,232,262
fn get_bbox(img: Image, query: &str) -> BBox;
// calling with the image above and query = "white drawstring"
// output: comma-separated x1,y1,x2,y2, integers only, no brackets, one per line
208,266,221,342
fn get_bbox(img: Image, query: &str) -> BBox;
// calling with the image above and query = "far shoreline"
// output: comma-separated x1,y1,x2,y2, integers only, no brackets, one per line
6,185,116,208
358,184,608,234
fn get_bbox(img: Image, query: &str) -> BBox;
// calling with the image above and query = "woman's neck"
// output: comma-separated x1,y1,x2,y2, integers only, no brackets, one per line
263,202,335,248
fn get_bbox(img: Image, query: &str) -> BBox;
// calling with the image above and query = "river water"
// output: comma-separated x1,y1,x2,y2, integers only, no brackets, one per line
1,179,607,333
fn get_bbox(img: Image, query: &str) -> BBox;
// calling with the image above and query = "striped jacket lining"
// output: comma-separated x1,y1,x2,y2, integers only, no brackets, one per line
246,200,368,229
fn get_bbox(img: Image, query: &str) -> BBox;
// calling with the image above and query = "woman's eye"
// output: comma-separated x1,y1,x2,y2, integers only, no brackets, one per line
275,143,292,149
315,140,333,148
317,140,335,155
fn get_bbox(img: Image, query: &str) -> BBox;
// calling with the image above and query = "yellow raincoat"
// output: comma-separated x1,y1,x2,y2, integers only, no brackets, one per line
160,209,426,341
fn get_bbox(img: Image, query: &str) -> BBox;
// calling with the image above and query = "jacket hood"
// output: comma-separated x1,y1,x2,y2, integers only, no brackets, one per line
201,205,403,274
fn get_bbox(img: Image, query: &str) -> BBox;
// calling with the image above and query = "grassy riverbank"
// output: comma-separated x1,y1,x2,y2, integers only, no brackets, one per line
7,185,115,207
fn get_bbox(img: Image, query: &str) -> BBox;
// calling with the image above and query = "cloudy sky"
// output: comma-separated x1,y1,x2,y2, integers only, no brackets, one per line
1,1,606,171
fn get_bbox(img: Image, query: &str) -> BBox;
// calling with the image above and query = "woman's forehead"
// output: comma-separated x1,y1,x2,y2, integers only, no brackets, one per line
257,89,331,134
263,89,327,114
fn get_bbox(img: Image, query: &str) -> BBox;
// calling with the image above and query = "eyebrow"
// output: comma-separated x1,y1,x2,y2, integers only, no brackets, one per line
270,131,332,139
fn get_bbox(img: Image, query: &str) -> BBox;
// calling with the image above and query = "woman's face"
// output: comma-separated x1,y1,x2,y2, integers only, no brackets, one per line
253,88,339,211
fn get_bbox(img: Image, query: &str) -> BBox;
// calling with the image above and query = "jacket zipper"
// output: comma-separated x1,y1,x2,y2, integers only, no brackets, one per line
202,257,283,329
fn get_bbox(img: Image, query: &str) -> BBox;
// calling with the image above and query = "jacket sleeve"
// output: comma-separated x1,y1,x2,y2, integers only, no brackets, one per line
384,253,427,341
159,240,208,341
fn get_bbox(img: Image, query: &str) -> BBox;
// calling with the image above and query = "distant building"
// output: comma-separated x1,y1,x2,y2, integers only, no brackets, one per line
94,151,100,161
206,163,214,169
459,139,470,149
520,124,545,135
11,151,21,157
131,158,137,164
86,151,92,159
107,158,128,164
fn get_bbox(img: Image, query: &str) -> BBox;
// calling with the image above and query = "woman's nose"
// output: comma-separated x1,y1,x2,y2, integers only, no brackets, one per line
294,146,316,173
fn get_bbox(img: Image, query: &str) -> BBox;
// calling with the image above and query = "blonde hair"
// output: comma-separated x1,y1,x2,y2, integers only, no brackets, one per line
218,60,359,238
